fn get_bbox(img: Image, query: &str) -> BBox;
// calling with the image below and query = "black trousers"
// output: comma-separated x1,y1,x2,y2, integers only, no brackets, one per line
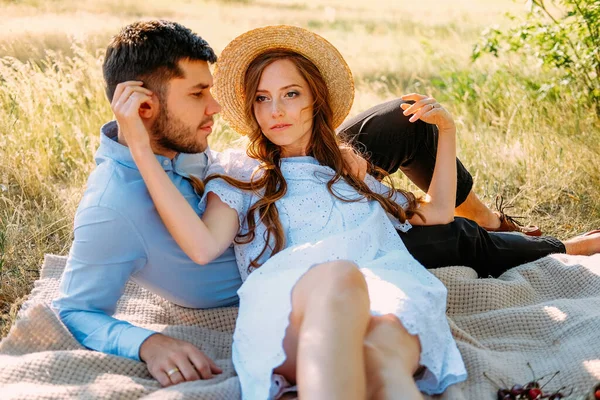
336,98,566,277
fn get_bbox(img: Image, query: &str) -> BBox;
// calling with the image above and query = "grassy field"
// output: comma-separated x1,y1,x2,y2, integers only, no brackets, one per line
1,0,599,338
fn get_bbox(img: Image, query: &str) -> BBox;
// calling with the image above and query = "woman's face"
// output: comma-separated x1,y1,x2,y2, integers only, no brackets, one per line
253,58,314,157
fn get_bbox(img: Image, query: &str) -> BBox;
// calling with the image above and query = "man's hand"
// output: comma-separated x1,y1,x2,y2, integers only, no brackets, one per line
110,81,155,153
139,333,223,387
340,145,368,181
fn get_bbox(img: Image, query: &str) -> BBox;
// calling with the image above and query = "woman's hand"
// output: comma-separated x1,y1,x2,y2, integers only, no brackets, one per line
400,93,455,132
340,145,368,181
110,81,155,154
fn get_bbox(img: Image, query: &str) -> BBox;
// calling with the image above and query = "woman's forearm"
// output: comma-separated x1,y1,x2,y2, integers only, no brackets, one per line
130,147,236,264
399,94,458,225
424,125,457,223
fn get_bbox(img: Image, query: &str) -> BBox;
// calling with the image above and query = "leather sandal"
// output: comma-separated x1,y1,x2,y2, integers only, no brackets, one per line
487,195,543,237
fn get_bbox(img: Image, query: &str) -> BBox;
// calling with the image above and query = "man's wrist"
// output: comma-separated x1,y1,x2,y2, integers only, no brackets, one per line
139,332,161,362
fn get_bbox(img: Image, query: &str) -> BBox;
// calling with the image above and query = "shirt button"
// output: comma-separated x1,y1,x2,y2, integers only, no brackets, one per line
163,160,169,166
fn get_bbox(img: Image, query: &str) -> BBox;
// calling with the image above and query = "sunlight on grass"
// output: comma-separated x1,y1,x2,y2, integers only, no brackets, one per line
1,0,599,337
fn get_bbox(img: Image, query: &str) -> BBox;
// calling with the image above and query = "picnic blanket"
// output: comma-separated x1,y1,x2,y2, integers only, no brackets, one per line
1,254,600,399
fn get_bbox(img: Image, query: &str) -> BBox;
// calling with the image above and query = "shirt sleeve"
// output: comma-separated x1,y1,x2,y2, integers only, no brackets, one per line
364,174,413,232
51,206,156,361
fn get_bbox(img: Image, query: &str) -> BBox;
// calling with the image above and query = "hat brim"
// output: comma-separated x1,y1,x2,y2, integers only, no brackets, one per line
213,25,354,136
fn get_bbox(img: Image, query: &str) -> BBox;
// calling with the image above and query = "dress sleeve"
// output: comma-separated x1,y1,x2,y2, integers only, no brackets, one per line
364,174,413,232
198,149,257,231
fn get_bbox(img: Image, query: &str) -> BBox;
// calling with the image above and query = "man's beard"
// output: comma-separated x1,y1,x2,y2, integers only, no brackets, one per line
151,107,208,154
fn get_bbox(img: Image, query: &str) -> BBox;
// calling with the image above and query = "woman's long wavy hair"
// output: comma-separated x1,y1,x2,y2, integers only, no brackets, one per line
192,50,422,272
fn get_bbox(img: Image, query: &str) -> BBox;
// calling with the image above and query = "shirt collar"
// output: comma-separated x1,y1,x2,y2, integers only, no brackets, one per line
94,121,210,177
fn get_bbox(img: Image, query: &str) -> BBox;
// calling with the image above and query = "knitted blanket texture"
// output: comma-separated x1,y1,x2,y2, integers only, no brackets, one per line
1,253,599,399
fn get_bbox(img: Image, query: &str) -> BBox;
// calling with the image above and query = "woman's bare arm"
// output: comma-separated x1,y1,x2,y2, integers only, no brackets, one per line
131,149,239,264
110,81,239,265
400,94,457,226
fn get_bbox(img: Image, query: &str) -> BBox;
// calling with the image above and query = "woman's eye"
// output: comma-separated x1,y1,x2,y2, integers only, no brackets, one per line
285,91,299,98
255,95,268,103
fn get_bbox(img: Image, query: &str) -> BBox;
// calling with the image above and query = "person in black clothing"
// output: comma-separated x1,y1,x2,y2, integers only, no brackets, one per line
337,98,599,277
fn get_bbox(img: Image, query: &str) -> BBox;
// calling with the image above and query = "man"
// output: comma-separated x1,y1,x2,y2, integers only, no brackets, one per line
53,20,580,388
52,21,232,387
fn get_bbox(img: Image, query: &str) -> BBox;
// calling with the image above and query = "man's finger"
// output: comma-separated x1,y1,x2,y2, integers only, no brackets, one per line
189,352,215,379
196,362,214,380
208,359,223,374
176,358,201,382
166,368,185,385
154,370,172,387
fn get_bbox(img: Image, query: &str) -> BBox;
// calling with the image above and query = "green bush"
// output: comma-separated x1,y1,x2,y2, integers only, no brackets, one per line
472,0,600,117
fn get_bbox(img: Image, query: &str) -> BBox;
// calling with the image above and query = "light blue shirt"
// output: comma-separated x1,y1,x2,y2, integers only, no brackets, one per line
52,121,242,361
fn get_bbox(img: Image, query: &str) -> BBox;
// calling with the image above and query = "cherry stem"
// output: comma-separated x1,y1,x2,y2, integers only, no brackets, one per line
483,372,504,389
527,362,537,382
540,371,560,390
565,387,573,396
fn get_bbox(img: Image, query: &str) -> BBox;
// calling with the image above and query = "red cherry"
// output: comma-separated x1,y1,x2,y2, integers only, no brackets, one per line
528,388,542,399
511,384,524,396
594,388,600,400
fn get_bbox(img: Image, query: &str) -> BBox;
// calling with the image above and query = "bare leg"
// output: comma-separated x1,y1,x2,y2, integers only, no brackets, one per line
563,231,600,255
273,261,371,400
364,314,423,400
454,191,501,229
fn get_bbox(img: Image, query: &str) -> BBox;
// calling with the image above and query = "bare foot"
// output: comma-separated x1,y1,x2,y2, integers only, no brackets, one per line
563,231,600,256
363,314,424,400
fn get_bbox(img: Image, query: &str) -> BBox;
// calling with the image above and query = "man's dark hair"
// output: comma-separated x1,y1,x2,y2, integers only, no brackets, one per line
102,20,217,102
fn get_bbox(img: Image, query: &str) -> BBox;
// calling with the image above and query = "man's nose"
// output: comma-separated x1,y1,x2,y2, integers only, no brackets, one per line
207,94,222,115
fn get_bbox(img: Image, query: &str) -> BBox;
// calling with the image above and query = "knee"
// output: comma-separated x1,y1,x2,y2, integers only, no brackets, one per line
306,260,368,307
371,98,411,127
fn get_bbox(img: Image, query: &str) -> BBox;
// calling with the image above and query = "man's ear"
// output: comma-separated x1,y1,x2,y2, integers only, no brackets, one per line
138,93,159,120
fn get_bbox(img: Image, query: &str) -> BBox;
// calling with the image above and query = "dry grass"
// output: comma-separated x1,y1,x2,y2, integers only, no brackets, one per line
1,0,599,337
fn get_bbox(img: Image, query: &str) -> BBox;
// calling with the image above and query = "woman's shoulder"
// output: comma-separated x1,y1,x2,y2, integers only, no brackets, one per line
208,148,260,181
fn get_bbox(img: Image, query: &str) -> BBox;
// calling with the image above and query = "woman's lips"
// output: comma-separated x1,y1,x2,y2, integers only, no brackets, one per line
270,123,292,131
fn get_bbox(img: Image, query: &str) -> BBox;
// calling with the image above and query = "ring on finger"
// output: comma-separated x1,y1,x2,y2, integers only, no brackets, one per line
166,367,181,378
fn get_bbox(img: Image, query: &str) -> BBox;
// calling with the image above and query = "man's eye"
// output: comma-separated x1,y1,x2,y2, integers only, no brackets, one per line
192,92,203,98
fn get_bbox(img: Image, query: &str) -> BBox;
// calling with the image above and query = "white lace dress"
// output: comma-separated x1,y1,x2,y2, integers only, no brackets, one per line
199,150,467,400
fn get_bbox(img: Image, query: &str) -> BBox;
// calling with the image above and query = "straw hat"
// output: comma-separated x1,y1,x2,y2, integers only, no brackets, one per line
213,25,355,136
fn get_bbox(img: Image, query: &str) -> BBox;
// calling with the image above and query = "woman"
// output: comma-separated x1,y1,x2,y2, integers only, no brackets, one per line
114,25,466,399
